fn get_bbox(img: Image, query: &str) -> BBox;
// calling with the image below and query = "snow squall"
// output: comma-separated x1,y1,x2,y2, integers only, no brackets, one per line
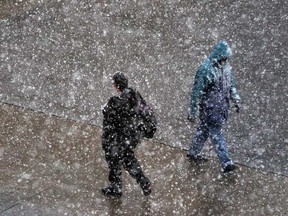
0,0,288,176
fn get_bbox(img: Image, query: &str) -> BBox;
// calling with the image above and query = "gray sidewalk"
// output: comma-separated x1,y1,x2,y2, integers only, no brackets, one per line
0,103,288,216
1,0,288,177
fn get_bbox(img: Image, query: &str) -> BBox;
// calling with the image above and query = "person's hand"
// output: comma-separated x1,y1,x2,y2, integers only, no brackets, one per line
187,114,197,123
235,103,241,113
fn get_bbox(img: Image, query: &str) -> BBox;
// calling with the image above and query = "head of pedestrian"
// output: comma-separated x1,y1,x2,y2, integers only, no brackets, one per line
219,57,228,66
112,71,128,92
211,41,232,67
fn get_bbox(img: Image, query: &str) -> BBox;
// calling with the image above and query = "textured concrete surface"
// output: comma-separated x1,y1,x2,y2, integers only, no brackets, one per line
0,0,288,175
1,103,288,216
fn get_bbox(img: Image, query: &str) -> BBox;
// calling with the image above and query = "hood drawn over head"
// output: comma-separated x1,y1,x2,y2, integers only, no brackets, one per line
209,40,232,61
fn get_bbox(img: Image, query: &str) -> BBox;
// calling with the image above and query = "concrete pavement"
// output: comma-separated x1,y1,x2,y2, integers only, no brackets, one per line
1,103,287,216
1,0,288,176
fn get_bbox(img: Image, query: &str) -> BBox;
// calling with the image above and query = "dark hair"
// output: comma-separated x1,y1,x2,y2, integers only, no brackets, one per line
112,71,128,91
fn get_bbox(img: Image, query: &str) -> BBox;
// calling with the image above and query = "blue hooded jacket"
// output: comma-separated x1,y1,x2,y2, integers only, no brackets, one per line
189,41,240,124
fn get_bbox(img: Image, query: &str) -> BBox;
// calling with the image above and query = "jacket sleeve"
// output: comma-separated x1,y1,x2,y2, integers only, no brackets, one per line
102,96,120,132
230,74,241,104
190,67,206,117
102,97,120,150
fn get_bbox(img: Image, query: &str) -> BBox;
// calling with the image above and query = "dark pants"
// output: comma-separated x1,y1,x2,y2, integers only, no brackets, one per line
103,136,149,189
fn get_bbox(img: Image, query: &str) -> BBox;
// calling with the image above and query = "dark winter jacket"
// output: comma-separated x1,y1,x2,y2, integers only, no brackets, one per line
102,88,139,151
189,41,241,124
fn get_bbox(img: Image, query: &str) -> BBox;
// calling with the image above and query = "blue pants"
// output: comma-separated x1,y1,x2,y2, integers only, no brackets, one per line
188,119,233,169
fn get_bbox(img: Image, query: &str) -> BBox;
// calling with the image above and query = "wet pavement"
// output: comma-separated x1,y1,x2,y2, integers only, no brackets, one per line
1,0,288,176
1,103,288,216
1,1,288,215
0,0,37,20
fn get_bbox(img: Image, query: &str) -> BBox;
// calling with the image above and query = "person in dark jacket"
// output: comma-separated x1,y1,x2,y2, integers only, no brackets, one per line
187,41,241,173
101,71,151,197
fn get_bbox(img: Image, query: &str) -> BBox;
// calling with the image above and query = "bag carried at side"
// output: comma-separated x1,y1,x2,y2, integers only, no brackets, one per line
135,92,157,139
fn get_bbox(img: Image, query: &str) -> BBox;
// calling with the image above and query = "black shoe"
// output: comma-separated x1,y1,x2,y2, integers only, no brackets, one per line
101,185,122,197
187,154,208,163
139,177,152,196
142,181,152,196
223,164,237,173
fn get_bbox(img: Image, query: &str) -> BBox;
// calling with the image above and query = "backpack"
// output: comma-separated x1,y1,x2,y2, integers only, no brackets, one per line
135,91,157,138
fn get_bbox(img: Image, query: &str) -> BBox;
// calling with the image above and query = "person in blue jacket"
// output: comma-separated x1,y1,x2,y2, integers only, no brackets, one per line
187,41,241,173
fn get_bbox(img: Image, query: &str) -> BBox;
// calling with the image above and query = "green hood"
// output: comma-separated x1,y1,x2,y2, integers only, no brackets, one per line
209,40,232,61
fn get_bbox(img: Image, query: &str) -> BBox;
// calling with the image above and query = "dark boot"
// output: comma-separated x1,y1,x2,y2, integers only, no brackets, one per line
138,177,152,196
187,153,208,163
101,185,122,197
223,164,237,173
